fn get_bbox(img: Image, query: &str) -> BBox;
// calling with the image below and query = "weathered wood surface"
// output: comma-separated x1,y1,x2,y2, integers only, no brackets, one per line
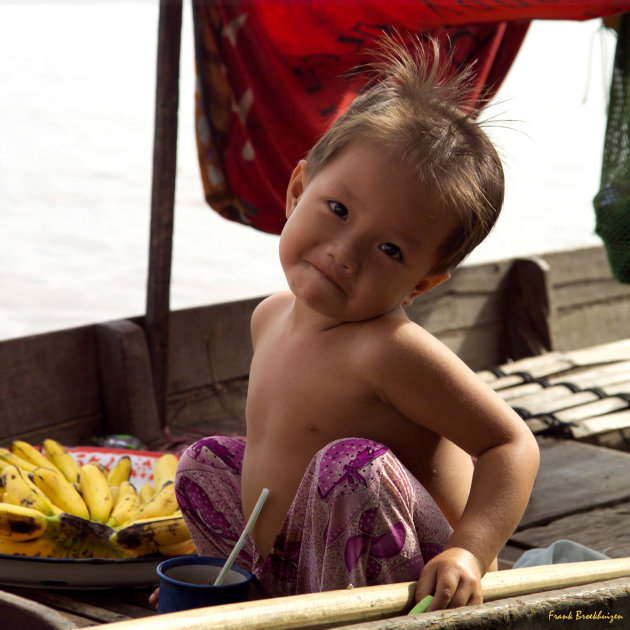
96,320,162,447
2,585,156,628
543,247,630,352
88,560,630,630
332,577,630,629
0,588,80,630
0,325,104,446
405,258,514,370
517,439,630,529
481,338,630,448
158,298,260,437
511,501,630,558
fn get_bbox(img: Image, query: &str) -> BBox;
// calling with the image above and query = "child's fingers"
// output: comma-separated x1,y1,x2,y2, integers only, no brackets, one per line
414,562,437,603
427,569,482,611
148,587,160,610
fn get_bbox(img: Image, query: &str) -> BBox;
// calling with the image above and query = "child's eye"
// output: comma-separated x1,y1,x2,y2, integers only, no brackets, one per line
328,201,348,220
379,242,403,260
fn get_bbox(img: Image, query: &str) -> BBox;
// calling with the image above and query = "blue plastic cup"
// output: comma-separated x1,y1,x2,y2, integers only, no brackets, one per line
157,556,254,614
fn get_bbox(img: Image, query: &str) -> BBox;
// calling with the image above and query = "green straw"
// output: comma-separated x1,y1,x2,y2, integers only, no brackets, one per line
213,487,269,586
408,595,433,615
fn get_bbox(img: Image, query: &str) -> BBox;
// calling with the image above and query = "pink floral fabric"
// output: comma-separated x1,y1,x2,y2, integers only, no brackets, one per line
175,436,452,598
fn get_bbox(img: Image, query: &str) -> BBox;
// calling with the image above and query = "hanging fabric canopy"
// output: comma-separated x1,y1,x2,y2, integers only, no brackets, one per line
192,0,629,235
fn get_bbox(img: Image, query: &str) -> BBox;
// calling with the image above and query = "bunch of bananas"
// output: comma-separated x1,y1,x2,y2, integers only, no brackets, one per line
0,439,195,559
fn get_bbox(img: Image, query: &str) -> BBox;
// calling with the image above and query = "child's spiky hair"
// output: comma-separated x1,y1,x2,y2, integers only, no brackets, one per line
306,35,504,273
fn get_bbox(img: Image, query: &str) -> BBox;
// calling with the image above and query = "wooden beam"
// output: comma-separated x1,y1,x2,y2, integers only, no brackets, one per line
94,558,630,630
145,0,183,427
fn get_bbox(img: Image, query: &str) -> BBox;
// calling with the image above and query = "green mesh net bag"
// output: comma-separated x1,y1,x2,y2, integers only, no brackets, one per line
594,13,630,284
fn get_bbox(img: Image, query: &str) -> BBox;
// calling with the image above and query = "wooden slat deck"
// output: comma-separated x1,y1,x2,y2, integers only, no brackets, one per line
479,339,630,450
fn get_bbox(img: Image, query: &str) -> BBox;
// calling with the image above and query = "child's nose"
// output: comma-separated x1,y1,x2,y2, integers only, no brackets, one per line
327,241,360,273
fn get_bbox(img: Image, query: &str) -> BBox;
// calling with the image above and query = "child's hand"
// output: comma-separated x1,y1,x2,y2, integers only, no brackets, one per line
415,547,483,611
148,586,160,610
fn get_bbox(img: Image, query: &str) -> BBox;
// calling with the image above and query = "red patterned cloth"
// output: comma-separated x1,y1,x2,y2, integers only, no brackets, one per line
192,1,629,234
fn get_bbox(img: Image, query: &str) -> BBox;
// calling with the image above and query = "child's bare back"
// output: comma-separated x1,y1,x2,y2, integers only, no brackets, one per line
242,290,474,559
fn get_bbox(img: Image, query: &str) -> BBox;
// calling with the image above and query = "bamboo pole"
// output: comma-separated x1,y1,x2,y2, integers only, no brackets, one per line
97,557,630,630
145,0,182,428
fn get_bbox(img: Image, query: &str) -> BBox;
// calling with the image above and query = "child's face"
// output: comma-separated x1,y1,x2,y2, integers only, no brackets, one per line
279,141,453,322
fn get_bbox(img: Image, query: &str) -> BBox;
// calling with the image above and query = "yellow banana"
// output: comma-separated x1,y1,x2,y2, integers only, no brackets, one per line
31,467,90,519
0,513,129,559
10,440,58,472
0,537,61,557
107,456,132,487
0,503,50,541
2,465,58,516
138,483,155,505
42,439,80,484
112,514,191,556
127,480,177,522
153,453,178,490
79,464,114,523
0,448,37,473
158,537,195,557
107,481,140,528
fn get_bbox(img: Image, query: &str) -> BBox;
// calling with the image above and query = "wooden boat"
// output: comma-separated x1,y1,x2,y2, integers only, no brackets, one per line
2,2,630,627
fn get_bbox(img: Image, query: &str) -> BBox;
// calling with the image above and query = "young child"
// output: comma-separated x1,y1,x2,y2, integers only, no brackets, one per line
171,37,539,611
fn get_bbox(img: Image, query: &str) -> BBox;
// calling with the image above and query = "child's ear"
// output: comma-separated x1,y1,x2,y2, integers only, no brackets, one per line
403,272,450,306
286,160,308,218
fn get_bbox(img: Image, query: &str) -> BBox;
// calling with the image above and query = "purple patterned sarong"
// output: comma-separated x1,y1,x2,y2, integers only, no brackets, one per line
175,436,452,598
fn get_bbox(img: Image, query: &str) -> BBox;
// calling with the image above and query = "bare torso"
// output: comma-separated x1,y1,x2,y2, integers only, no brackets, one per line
241,292,473,558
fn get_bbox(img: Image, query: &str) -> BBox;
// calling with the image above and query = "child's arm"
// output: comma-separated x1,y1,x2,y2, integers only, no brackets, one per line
416,433,538,610
368,321,540,610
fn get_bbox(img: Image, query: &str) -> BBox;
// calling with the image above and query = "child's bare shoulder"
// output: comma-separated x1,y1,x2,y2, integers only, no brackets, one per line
251,291,293,343
358,313,468,386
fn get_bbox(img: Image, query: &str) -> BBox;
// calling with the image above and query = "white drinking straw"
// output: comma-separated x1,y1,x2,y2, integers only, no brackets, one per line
213,487,270,586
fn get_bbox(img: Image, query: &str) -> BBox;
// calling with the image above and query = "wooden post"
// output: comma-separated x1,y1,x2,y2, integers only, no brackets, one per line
146,0,183,427
96,320,162,447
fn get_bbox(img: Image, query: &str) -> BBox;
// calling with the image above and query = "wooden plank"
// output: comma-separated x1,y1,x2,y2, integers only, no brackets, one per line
432,323,505,371
2,587,135,624
165,377,248,437
550,304,630,353
570,410,630,439
0,416,105,449
165,298,260,391
410,291,505,335
496,381,545,401
543,247,621,285
518,439,630,529
93,561,630,630
546,360,630,388
508,388,597,415
553,279,630,311
553,397,630,422
96,320,162,448
540,248,630,352
512,502,630,558
331,577,630,630
488,374,529,391
0,326,104,444
568,338,630,366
